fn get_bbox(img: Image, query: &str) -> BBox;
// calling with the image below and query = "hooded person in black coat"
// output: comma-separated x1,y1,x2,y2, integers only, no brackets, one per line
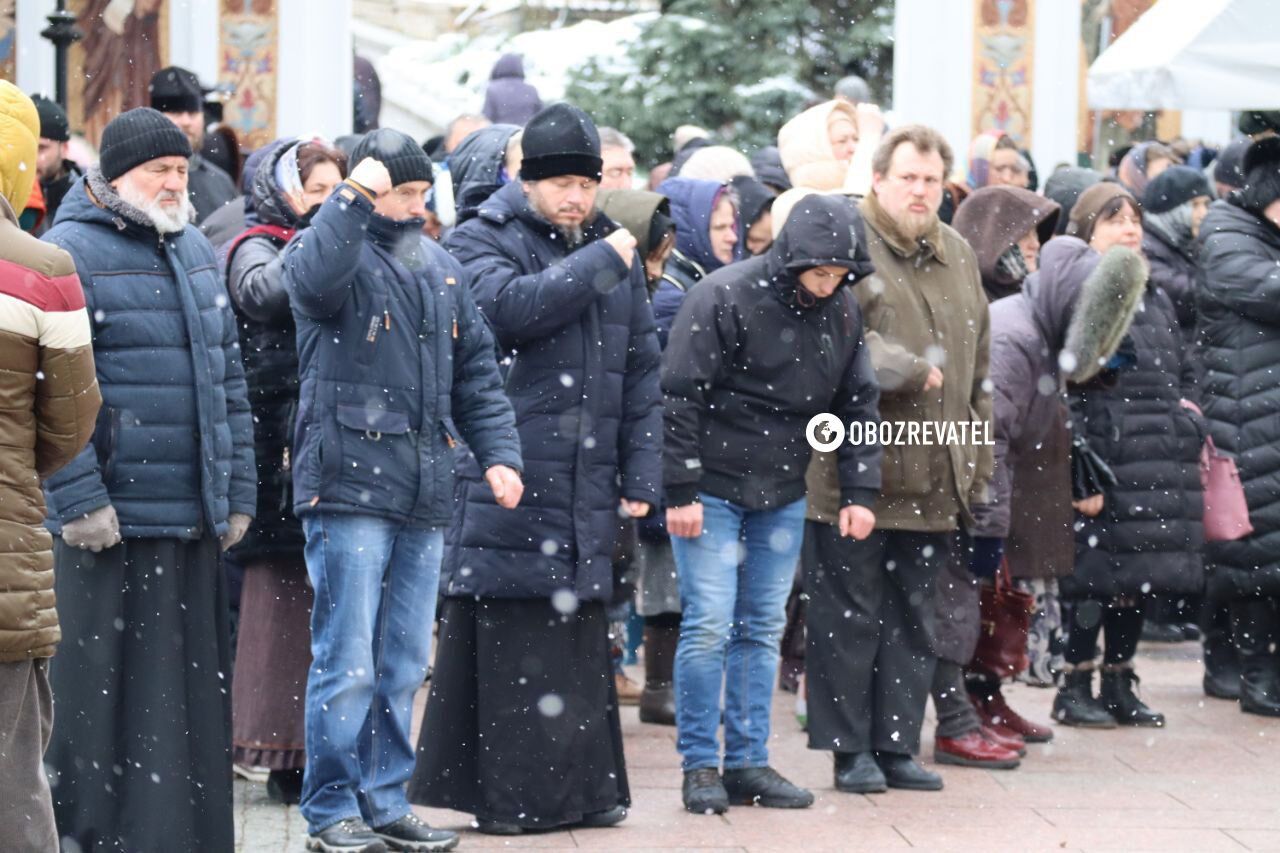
410,103,661,834
449,123,521,224
663,194,881,814
1197,136,1280,716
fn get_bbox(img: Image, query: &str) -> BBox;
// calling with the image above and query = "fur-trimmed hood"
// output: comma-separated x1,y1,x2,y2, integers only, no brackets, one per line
1023,236,1145,384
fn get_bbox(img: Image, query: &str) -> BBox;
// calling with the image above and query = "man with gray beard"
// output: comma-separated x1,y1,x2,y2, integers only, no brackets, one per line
41,107,255,851
409,102,662,834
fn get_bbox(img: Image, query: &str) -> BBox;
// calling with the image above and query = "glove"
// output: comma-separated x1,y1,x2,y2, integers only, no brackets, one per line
967,535,1005,578
220,513,252,552
62,505,121,553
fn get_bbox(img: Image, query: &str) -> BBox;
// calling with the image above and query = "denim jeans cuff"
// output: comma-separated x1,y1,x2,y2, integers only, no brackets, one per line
722,759,769,771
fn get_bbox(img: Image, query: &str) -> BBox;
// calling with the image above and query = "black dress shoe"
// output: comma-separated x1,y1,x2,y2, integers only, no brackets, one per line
722,766,814,808
577,805,628,827
874,753,943,791
834,751,887,794
682,768,729,815
306,818,389,852
372,814,459,852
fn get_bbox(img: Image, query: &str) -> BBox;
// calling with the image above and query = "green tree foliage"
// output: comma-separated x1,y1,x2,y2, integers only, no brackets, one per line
566,0,894,165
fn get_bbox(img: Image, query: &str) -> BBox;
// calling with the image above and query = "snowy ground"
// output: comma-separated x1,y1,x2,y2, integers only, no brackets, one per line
235,640,1280,852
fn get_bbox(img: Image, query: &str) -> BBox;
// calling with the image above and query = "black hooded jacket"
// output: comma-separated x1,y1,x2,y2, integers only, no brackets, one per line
449,123,520,224
661,195,881,511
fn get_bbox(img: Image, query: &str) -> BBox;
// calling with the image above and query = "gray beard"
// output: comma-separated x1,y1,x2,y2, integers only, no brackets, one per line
558,225,585,249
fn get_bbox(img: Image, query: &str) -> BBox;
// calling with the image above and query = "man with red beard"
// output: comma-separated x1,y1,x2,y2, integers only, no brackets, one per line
804,124,994,794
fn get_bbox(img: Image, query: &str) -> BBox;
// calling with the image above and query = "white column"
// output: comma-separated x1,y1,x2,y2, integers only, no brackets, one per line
168,0,220,85
892,0,974,180
15,0,56,96
1031,0,1082,178
277,0,353,140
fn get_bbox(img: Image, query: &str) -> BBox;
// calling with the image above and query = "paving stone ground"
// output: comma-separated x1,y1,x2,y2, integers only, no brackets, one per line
236,642,1280,852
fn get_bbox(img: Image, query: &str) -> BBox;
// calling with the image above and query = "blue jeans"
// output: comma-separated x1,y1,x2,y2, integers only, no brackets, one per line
300,514,443,833
671,494,806,771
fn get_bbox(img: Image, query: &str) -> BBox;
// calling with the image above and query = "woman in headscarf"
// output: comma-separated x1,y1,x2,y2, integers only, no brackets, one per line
1116,141,1178,198
777,99,885,196
226,137,347,803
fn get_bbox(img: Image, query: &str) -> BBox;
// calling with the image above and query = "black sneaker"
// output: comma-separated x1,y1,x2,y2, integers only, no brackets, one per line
682,768,729,815
722,766,814,808
371,814,459,852
306,818,389,853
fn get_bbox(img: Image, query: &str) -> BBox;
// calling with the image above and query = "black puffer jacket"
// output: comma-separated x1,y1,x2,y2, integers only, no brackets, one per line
1197,198,1280,599
663,194,881,512
1142,226,1198,345
225,140,304,560
449,124,520,224
1065,265,1204,600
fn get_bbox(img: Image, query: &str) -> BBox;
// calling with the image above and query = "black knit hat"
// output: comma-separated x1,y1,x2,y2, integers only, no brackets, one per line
99,107,193,182
1214,138,1250,189
31,94,69,142
350,128,434,186
1142,165,1212,214
150,66,204,114
520,103,602,182
1243,136,1280,177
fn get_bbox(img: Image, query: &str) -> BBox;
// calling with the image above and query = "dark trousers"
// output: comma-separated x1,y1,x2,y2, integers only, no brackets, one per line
1064,601,1143,665
805,523,950,756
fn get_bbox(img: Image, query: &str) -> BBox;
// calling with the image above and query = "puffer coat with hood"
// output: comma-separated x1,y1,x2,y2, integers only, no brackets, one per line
652,176,740,345
970,239,1146,579
449,123,520,224
481,54,542,126
663,194,881,513
0,83,100,661
1197,196,1280,599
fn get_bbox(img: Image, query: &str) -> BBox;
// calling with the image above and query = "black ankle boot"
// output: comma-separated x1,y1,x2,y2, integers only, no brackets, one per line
1203,606,1242,700
1099,666,1165,726
1052,668,1116,728
1229,600,1280,717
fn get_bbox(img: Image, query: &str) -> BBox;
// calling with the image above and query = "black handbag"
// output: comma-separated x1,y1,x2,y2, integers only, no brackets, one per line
1070,432,1117,501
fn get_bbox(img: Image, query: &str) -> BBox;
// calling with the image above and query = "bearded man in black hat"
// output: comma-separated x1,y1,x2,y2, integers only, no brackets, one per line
408,102,663,835
150,65,237,223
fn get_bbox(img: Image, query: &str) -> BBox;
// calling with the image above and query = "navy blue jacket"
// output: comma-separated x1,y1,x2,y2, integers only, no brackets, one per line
283,183,520,528
442,180,663,601
42,170,256,538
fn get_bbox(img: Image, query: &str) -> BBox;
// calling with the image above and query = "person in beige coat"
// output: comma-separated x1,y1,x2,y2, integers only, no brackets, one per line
0,81,100,853
777,98,885,196
805,124,993,794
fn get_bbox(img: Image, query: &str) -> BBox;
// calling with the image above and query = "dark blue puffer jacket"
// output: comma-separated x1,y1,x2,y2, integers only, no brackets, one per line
442,180,663,602
283,183,521,528
42,169,256,538
652,177,739,345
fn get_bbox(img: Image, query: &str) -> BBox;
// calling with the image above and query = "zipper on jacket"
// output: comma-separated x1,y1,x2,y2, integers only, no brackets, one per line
384,309,391,331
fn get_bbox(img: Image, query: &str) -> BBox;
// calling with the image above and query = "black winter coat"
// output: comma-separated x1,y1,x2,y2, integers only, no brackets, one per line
441,180,663,602
225,141,304,560
1197,198,1280,599
188,154,239,225
1065,277,1203,600
662,194,881,512
1142,227,1198,344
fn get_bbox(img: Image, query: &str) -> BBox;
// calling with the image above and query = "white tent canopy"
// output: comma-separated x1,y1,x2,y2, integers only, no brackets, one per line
1087,0,1280,110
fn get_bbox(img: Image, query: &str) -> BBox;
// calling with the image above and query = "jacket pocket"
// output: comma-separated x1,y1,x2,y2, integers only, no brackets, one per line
334,404,412,438
880,441,932,498
440,416,465,449
355,294,390,367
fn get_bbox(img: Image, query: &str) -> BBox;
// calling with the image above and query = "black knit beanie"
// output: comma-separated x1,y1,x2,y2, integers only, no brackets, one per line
99,107,193,182
1143,165,1212,214
520,103,602,182
350,128,434,186
149,66,204,114
31,94,69,142
1241,137,1280,214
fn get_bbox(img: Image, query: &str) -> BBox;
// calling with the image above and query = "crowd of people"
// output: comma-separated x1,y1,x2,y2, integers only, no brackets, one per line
1,54,1279,853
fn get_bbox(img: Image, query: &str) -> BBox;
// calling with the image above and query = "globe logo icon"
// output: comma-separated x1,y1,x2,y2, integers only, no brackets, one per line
806,413,846,452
